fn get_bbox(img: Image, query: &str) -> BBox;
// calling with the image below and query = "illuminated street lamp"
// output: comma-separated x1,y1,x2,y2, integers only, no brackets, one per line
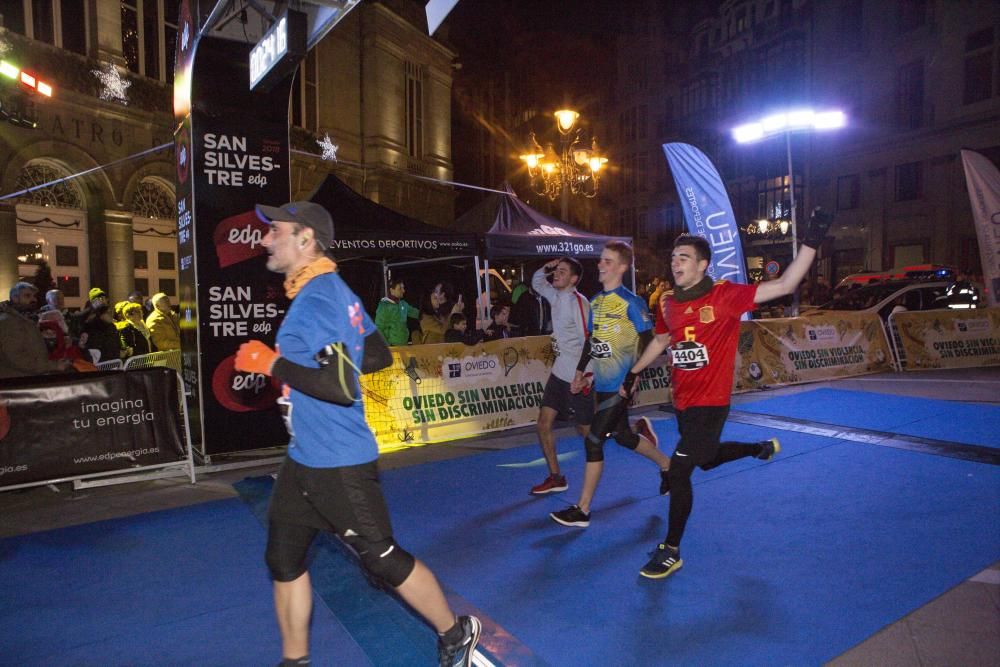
732,108,846,314
520,108,608,221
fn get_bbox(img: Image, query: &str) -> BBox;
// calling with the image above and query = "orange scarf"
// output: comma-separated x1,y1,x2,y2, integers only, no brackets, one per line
284,256,338,298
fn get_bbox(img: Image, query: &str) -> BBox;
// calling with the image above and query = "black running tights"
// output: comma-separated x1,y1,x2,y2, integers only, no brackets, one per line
664,441,760,547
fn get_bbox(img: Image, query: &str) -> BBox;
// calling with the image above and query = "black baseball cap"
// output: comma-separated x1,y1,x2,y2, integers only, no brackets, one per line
255,201,333,250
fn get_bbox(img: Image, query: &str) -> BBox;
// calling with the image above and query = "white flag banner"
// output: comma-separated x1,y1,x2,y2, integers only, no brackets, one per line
960,149,1000,307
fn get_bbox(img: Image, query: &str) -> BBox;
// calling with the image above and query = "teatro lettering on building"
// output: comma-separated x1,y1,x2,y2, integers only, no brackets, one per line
0,0,454,307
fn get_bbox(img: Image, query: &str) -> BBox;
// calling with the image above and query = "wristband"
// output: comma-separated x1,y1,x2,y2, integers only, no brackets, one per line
623,371,638,397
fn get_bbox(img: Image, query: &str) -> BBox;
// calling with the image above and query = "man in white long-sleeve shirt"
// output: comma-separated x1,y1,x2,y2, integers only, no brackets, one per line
529,257,594,495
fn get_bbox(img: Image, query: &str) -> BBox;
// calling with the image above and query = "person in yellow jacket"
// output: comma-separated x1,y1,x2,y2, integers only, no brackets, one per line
648,277,668,311
145,292,180,351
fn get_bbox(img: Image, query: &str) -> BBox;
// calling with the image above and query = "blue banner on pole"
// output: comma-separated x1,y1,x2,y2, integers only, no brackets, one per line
663,143,748,284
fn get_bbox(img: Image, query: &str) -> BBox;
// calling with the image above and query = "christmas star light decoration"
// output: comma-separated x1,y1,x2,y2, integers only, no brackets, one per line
317,133,339,162
91,62,131,105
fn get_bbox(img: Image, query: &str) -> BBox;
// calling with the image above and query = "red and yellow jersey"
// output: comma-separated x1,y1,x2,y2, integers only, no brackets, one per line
655,281,756,410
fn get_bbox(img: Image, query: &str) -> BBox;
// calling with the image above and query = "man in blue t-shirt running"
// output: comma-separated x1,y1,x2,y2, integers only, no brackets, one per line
235,201,480,667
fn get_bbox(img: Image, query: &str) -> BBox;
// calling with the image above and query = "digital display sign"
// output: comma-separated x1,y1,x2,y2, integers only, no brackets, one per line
249,9,306,91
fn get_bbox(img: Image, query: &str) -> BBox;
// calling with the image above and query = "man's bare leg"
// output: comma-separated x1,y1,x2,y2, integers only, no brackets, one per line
274,573,312,661
536,406,560,476
577,460,603,514
634,436,671,469
394,559,456,632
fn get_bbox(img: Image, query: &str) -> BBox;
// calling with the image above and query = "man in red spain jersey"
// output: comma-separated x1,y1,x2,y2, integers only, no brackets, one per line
623,208,833,579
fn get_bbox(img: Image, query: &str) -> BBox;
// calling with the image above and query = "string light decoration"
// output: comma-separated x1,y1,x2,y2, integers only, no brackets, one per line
317,133,339,162
91,62,131,105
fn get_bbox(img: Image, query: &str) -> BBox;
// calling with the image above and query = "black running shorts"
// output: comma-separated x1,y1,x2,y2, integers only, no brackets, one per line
268,457,394,543
675,405,731,467
540,374,595,425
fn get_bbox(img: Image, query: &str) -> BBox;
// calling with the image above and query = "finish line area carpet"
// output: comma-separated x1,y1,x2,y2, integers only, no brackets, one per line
1,389,997,666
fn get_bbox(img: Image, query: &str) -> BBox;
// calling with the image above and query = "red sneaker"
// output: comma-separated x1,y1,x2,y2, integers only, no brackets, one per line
530,474,568,495
634,417,659,449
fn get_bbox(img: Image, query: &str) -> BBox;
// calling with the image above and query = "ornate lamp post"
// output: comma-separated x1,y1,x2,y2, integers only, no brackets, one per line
520,109,608,222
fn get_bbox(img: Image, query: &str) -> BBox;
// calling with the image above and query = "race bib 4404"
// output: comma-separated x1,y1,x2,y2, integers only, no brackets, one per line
671,341,709,370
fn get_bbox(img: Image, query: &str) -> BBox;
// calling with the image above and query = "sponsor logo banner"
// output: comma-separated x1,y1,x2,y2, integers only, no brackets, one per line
663,142,748,284
360,336,671,449
735,312,892,391
177,35,296,455
892,308,1000,370
0,370,186,487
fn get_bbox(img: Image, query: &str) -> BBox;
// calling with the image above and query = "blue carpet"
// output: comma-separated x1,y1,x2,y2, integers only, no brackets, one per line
379,419,1000,666
737,388,1000,448
3,391,998,666
0,499,369,667
234,476,443,667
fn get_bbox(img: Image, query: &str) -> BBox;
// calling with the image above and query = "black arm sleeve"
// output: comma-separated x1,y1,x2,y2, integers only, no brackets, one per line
576,338,592,372
362,330,393,374
272,356,357,406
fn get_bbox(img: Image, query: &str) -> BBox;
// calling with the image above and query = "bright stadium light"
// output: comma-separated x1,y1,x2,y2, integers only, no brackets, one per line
731,107,846,143
731,107,848,315
732,122,764,144
813,110,847,130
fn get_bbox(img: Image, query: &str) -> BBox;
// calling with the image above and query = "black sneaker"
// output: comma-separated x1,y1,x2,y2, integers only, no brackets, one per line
437,615,481,667
640,543,683,579
756,437,781,461
659,469,671,496
634,416,659,448
550,504,591,527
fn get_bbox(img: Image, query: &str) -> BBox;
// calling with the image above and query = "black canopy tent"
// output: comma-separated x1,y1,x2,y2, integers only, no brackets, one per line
308,174,486,317
308,173,478,260
456,183,635,297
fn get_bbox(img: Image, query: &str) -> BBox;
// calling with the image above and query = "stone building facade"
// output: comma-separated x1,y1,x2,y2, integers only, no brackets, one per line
0,0,454,307
672,0,1000,283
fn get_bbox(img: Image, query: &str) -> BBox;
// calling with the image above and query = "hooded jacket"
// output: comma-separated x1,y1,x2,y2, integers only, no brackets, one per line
145,293,181,351
0,301,65,378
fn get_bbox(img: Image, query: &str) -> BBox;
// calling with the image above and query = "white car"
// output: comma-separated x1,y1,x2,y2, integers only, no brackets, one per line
809,280,980,320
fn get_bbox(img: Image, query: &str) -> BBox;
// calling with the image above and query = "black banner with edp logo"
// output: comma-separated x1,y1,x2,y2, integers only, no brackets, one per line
0,370,186,488
175,27,295,455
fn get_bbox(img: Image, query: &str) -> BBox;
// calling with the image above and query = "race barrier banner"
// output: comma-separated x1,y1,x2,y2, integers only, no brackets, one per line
360,336,670,449
0,369,187,488
735,311,892,391
890,308,1000,370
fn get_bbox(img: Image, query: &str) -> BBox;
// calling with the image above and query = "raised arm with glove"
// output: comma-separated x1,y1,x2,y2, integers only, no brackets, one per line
754,207,834,304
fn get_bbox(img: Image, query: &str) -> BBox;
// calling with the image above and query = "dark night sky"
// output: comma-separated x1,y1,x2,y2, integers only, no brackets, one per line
440,0,720,112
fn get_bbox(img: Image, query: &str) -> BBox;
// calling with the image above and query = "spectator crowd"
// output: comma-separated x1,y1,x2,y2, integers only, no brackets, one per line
0,282,180,379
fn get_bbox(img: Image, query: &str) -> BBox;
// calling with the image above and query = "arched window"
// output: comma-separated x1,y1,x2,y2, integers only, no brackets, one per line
14,160,84,209
132,178,175,219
